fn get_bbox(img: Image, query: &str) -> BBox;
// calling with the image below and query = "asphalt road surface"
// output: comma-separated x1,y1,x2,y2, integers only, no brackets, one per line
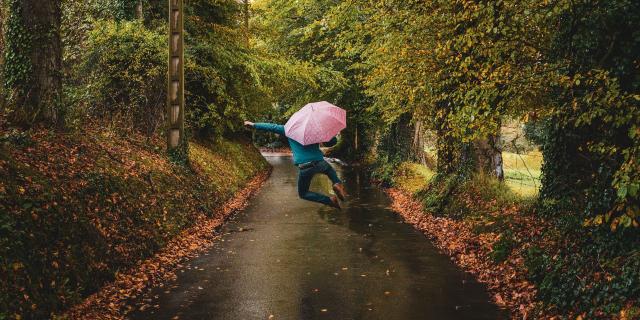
131,155,504,320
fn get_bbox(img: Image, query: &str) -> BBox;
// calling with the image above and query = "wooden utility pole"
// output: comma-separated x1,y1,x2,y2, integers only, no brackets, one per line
167,0,185,150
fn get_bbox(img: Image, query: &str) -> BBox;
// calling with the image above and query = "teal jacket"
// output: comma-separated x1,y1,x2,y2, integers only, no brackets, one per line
255,122,337,165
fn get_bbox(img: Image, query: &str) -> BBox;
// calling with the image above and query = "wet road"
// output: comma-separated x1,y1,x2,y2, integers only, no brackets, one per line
132,155,503,320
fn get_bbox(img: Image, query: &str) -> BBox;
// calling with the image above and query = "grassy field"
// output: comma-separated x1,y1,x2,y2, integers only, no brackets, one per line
392,148,542,198
503,150,542,197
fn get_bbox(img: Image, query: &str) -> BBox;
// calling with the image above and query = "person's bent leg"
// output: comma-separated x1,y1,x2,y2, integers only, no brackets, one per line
321,160,341,185
298,165,340,207
320,161,347,201
301,191,335,206
297,167,314,199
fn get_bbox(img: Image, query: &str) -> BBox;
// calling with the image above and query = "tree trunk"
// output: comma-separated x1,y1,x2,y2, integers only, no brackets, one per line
412,119,427,165
473,123,504,180
389,113,415,161
0,2,6,110
354,124,359,152
492,135,504,180
373,112,416,165
136,0,143,20
0,5,4,52
5,0,62,126
434,110,460,175
436,128,456,175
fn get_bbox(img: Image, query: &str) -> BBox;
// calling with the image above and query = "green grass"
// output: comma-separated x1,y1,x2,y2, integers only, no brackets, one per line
190,139,269,197
503,150,542,197
391,162,435,193
391,150,542,198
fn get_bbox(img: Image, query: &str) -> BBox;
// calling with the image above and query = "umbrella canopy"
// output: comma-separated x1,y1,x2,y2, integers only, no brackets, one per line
284,101,347,146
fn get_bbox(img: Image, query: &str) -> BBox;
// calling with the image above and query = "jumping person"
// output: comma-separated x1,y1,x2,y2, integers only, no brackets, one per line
244,121,347,208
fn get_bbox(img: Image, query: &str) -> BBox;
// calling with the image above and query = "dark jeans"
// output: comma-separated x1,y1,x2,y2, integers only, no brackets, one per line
297,160,341,206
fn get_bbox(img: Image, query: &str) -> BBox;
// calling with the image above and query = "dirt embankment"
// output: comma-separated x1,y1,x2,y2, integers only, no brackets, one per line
0,127,270,319
64,170,271,319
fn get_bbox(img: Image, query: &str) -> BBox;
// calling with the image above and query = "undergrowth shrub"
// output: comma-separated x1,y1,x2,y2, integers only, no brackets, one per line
79,20,166,135
416,173,466,217
490,229,516,263
524,228,640,317
370,154,400,186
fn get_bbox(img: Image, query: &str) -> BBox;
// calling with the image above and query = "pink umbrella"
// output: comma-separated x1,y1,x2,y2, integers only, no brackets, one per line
284,101,347,146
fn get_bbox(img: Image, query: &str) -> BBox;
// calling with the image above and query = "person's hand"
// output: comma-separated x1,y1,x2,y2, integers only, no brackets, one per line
244,121,255,128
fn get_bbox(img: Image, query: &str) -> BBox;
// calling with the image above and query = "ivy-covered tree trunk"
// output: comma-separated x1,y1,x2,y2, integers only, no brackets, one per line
435,132,464,176
0,2,6,109
539,118,583,212
538,0,639,225
473,125,504,181
0,5,4,51
380,113,416,163
3,0,62,126
434,111,464,176
412,120,427,165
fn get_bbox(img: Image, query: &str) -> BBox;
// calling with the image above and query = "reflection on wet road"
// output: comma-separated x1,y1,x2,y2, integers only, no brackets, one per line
131,155,504,320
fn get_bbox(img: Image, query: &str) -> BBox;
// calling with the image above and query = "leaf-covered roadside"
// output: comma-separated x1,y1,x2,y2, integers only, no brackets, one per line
386,187,639,319
60,170,271,320
0,127,269,319
386,188,538,318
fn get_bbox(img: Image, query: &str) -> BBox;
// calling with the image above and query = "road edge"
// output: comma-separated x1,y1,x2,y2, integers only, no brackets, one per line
385,188,542,319
61,168,272,320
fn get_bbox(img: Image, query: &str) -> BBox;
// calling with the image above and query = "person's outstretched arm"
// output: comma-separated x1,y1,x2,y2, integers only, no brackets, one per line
244,121,285,135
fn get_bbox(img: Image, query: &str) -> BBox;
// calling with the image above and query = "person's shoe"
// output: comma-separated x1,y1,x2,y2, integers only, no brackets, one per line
333,183,347,201
329,196,341,209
